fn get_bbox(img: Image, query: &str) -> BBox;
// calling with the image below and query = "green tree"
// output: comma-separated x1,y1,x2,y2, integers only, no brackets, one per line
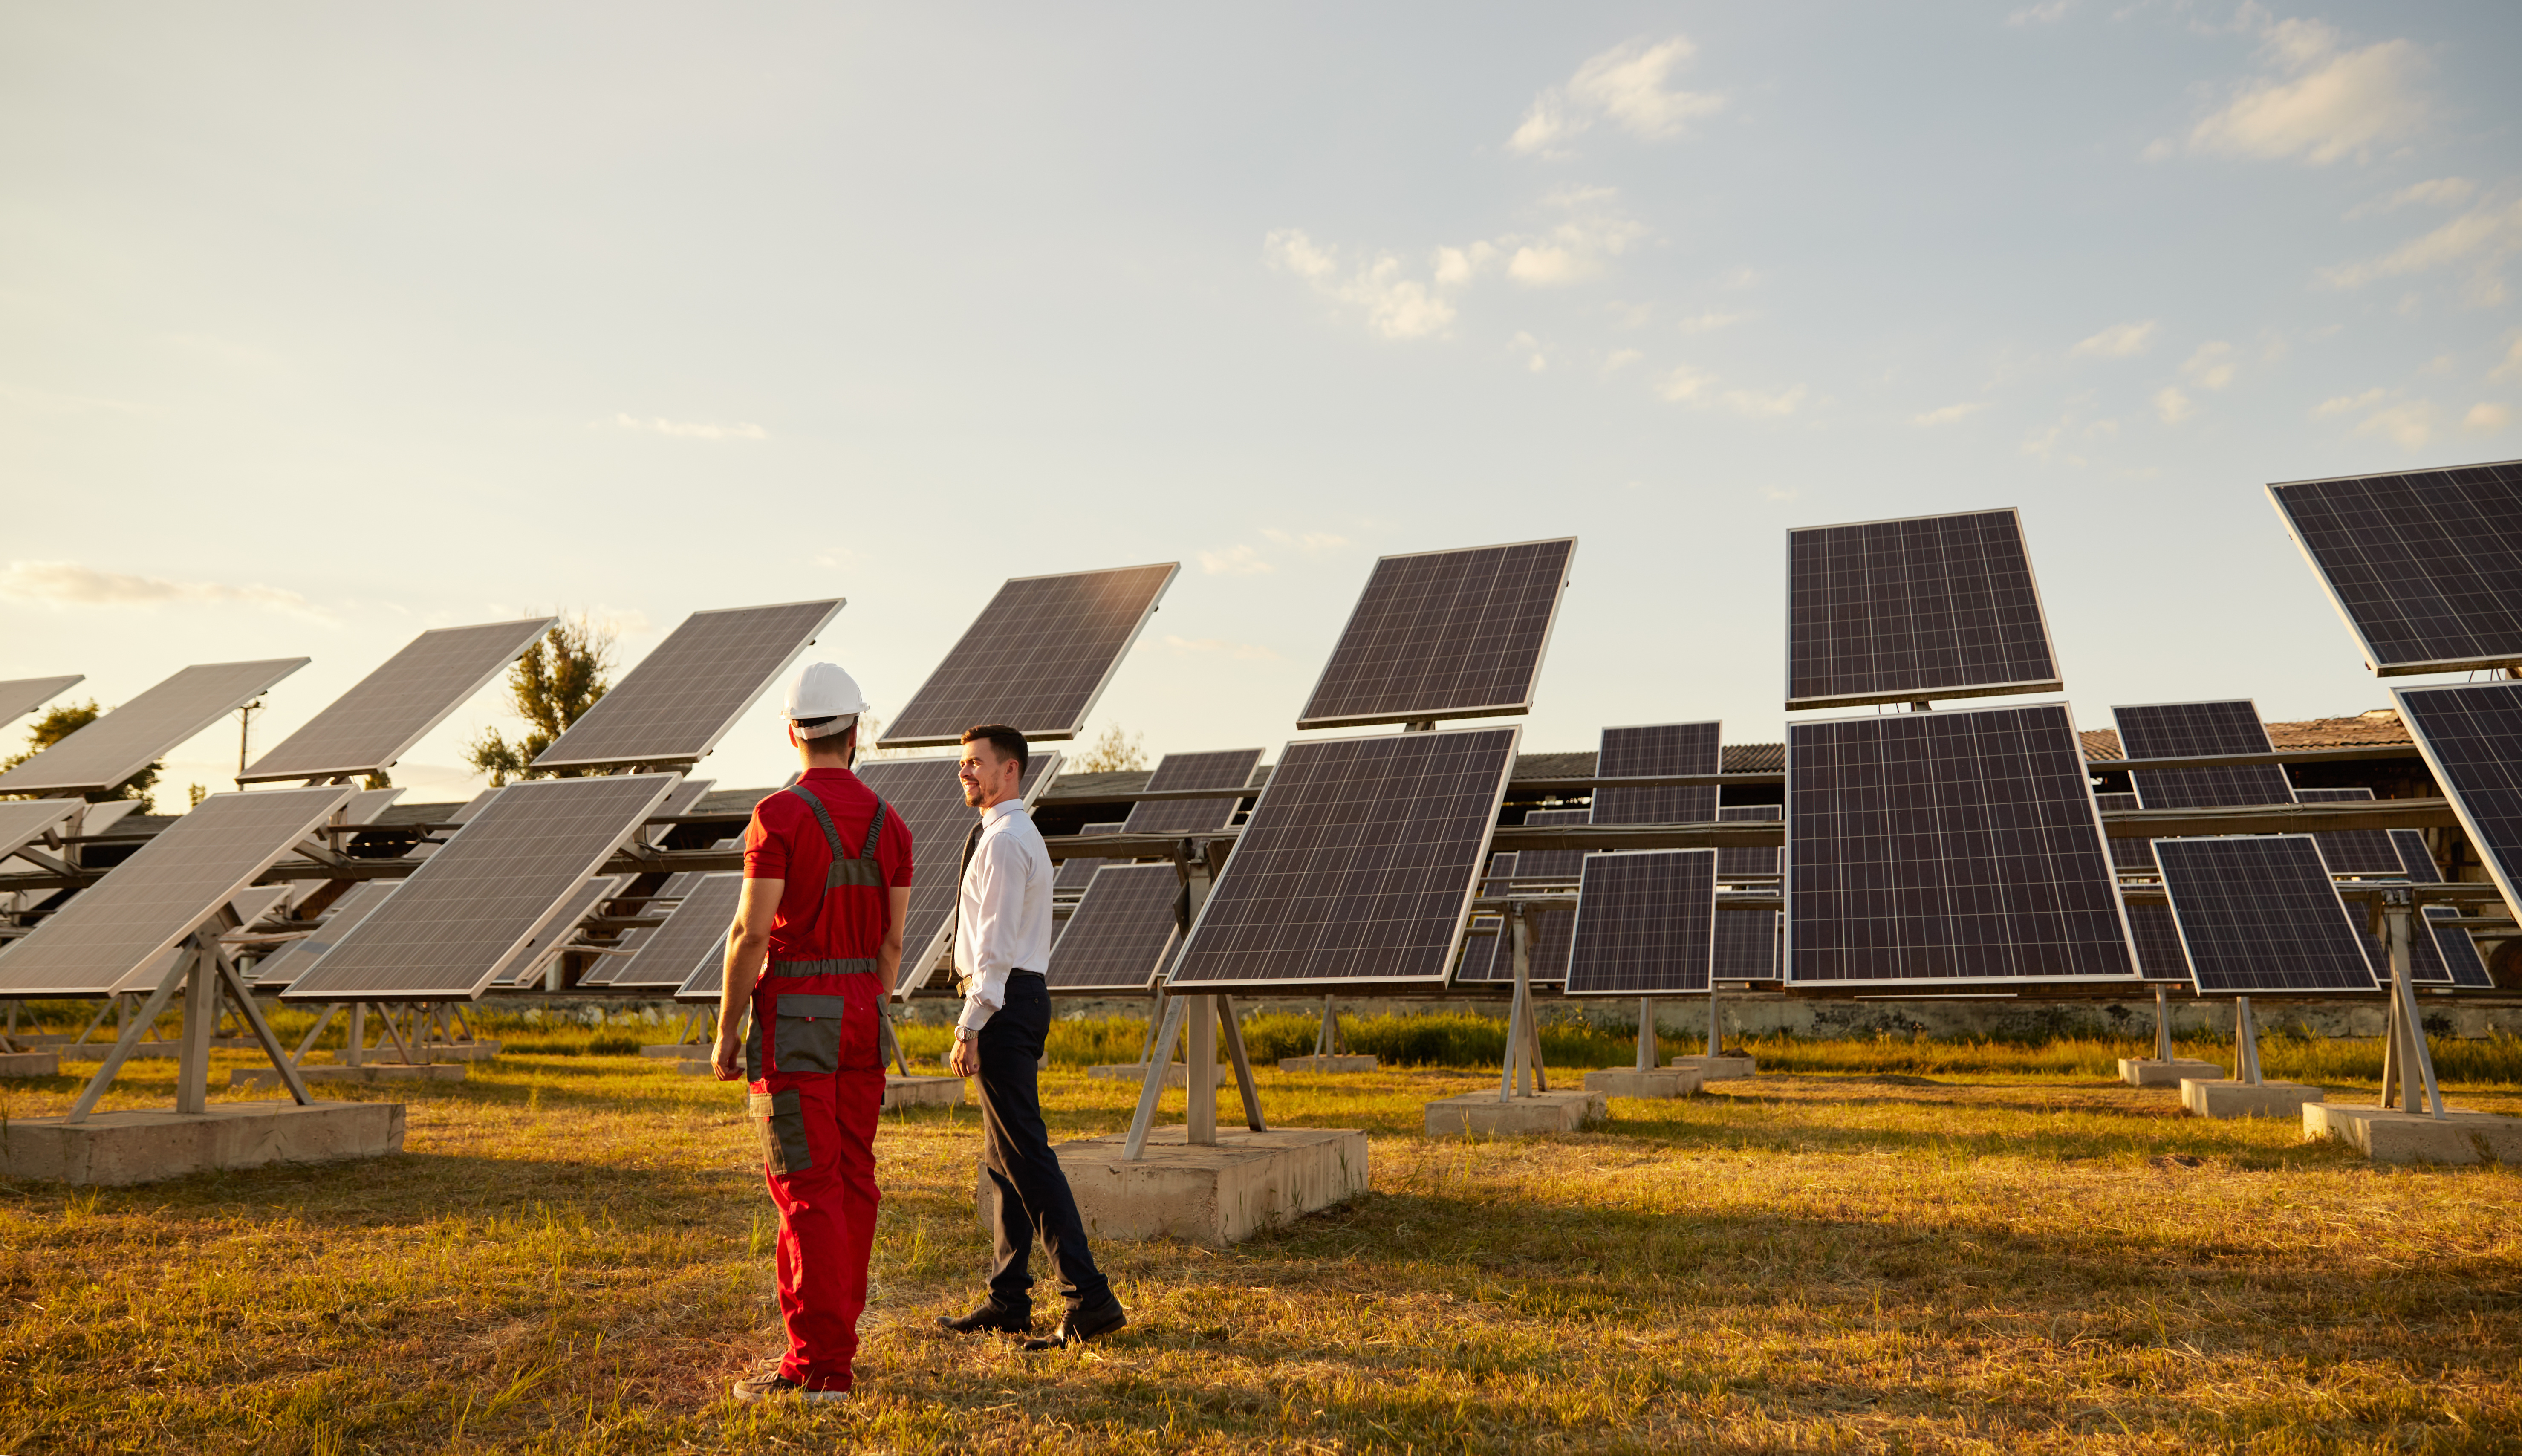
0,700,161,809
1073,722,1147,774
465,614,615,786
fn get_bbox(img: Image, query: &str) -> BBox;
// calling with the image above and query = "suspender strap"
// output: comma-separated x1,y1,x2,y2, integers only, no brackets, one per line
784,786,889,889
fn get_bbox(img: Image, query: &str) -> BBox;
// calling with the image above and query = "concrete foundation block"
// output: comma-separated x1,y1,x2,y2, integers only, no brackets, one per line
1423,1088,1608,1138
0,1100,406,1185
1,1050,61,1078
883,1074,965,1109
1670,1054,1756,1080
1278,1054,1379,1073
2306,1103,2522,1164
1584,1067,1704,1099
2182,1078,2323,1119
228,1063,467,1089
982,1126,1369,1245
2120,1057,2225,1087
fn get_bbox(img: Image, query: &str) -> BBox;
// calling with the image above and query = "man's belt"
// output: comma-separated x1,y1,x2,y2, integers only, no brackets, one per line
766,957,878,978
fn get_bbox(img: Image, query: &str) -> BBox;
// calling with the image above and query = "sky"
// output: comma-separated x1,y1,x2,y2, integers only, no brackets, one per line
3,2,2518,806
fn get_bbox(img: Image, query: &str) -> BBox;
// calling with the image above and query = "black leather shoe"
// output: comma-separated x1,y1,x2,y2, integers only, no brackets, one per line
936,1304,1031,1335
1021,1297,1126,1351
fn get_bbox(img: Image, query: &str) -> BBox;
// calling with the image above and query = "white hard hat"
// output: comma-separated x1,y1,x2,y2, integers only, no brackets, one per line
784,662,870,738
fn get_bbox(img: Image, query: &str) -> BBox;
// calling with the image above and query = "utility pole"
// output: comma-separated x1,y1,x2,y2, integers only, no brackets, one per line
234,697,263,787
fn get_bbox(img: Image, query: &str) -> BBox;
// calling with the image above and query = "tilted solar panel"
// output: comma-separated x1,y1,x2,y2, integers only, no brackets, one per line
2153,835,2379,994
1717,804,1782,880
249,880,400,990
2290,787,2407,875
879,565,1177,747
240,619,555,783
0,658,310,795
860,751,1062,994
531,600,844,770
282,775,678,1002
609,872,744,991
1594,722,1719,826
1121,748,1263,835
1454,913,1506,985
2390,828,2443,881
2395,681,2522,917
1510,807,1589,982
1785,509,2061,711
1168,727,1518,992
2269,459,2522,676
2112,700,2295,810
1296,539,1575,730
0,675,83,725
2124,901,2190,982
1045,862,1182,993
1052,822,1128,895
1564,849,1718,997
1713,897,1780,981
0,786,353,997
1786,703,2138,984
2422,906,2495,989
580,870,704,987
502,876,630,987
2094,791,2159,874
0,800,80,865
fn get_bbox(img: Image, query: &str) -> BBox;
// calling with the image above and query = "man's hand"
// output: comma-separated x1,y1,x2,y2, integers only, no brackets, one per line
713,1035,744,1082
949,1031,980,1078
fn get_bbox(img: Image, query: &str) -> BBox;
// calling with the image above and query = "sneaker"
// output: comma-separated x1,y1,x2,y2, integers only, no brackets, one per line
731,1372,848,1403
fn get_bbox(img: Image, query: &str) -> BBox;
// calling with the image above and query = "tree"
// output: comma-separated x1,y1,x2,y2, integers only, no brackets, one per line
1073,722,1148,774
465,614,616,786
0,700,160,809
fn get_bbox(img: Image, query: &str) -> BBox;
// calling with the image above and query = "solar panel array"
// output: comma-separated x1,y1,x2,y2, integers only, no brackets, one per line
1121,748,1263,835
2094,791,2160,874
0,800,80,864
283,775,677,1002
2420,906,2495,989
250,880,400,990
1168,727,1518,992
1563,849,1718,996
1052,822,1128,895
1786,703,2138,984
502,876,629,987
1508,807,1588,982
2395,682,2522,917
2123,901,2191,982
532,600,844,770
580,870,704,986
1296,539,1574,730
880,565,1177,747
0,674,82,725
240,619,555,783
1713,895,1780,981
1785,509,2061,711
2269,459,2522,676
1717,804,1782,880
1455,913,1506,983
2290,787,2408,875
2154,836,2379,994
2113,700,2295,810
2391,829,2442,881
860,751,1061,994
0,786,352,998
1593,722,1719,826
0,658,309,795
607,872,744,991
1045,862,1182,992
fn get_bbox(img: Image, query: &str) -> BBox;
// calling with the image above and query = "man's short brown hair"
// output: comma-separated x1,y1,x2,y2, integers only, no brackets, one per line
959,724,1028,776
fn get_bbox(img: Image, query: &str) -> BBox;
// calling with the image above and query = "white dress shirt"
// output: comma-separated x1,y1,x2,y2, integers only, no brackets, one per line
954,798,1052,1035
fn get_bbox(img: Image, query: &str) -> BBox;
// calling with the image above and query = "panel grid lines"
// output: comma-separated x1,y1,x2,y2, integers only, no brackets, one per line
1564,848,1718,996
533,601,842,769
1593,722,1719,826
881,566,1176,746
243,619,552,781
2154,835,2379,994
0,659,308,794
2095,792,2159,874
1718,805,1783,881
1297,540,1574,728
1121,748,1263,835
608,873,743,990
1785,510,2060,709
1713,896,1781,981
2395,682,2522,919
248,881,399,990
1046,863,1181,992
2270,459,2522,674
2114,700,2295,810
1052,822,1128,894
2291,787,2407,875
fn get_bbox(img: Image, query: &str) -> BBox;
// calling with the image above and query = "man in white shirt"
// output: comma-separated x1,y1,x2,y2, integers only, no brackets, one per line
936,723,1126,1351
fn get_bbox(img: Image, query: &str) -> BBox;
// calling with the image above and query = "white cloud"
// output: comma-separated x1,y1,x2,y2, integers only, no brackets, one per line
2356,400,2436,449
2313,388,2387,417
2180,19,2429,165
612,413,766,441
2181,341,2237,390
2495,338,2522,382
1913,401,1988,426
1676,310,1751,335
0,560,329,621
1509,35,1723,157
2154,387,2198,423
1504,191,1647,287
1602,348,1643,377
1511,332,1549,372
1163,634,1280,661
1260,528,1350,553
2070,321,2158,358
1264,229,1459,340
1720,384,1806,419
2347,177,2477,219
2007,0,2072,24
1759,485,1800,503
1196,545,1273,576
2320,199,2522,296
1657,367,1716,402
2467,403,2510,433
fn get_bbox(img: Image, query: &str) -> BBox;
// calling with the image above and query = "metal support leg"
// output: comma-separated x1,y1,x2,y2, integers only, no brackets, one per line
1218,994,1265,1132
291,1004,341,1067
1707,979,1724,1060
345,1003,367,1068
1122,993,1190,1161
210,935,311,1106
1500,905,1532,1102
1186,993,1218,1145
176,941,215,1115
2236,997,2261,1086
1636,997,1655,1073
2154,984,2172,1063
2386,895,2445,1118
374,1002,415,1064
63,950,191,1125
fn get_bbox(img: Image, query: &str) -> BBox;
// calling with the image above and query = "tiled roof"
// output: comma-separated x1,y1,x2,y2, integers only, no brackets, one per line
1724,742,1784,773
2080,729,2124,761
2082,710,2414,762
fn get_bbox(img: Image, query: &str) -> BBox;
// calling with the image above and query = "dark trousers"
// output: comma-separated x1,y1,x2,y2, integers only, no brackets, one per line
977,975,1111,1316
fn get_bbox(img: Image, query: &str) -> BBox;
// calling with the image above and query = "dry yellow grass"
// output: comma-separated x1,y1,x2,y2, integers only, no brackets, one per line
3,1042,2520,1453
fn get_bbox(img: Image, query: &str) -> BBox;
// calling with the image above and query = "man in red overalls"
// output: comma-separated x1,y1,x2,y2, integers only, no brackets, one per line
714,662,912,1402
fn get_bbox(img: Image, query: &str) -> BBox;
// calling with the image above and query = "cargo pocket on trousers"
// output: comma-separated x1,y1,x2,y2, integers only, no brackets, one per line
748,1090,812,1175
772,994,850,1075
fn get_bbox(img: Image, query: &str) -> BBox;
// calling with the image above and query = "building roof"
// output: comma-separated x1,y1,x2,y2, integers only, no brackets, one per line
2080,709,2412,763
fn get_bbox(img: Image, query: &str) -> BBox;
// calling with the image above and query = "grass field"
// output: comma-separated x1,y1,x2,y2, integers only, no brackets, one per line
3,1018,2520,1454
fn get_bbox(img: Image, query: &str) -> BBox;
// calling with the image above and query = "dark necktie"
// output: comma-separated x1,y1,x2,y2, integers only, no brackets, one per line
959,819,984,883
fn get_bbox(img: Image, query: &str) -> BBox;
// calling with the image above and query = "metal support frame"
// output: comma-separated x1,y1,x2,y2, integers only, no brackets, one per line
2378,889,2447,1119
63,929,311,1125
1120,992,1263,1159
1635,997,1658,1072
2153,984,2172,1062
2233,997,2262,1087
1705,976,1724,1060
1312,994,1349,1057
1497,903,1549,1101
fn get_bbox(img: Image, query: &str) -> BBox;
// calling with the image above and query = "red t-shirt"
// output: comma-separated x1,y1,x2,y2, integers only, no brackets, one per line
744,768,915,964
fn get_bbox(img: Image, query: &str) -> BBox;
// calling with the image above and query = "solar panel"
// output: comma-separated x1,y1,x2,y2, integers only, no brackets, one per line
1712,896,1780,981
2112,700,2295,809
1167,726,1519,992
879,565,1177,747
1296,539,1575,731
1510,808,1589,982
860,751,1063,994
0,786,352,997
1593,722,1719,826
1786,703,2139,984
0,800,80,864
0,658,310,795
2094,791,2159,874
2390,829,2442,881
2153,835,2379,994
1053,822,1130,895
1121,748,1263,835
1045,862,1182,992
2268,459,2522,676
2124,901,2191,982
281,775,678,1002
1785,509,2061,711
250,880,400,990
1717,804,1782,880
1563,848,1717,996
607,872,743,991
1454,913,1506,984
2421,905,2495,989
530,601,844,771
578,870,703,986
501,876,629,987
643,777,716,846
2290,787,2408,875
0,674,83,725
2394,681,2522,917
239,619,555,783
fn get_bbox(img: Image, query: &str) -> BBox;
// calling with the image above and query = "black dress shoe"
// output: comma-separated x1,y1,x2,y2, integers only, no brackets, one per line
936,1304,1031,1335
1021,1297,1126,1351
